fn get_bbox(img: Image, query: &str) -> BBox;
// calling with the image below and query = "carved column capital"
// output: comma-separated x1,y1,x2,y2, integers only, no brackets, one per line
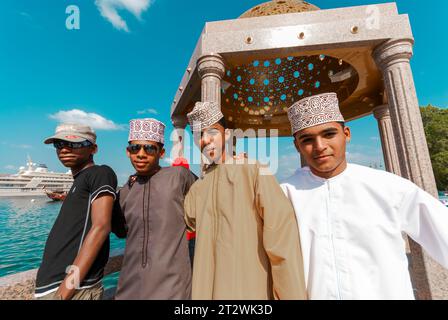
373,38,414,70
197,54,225,79
372,104,391,121
171,116,188,130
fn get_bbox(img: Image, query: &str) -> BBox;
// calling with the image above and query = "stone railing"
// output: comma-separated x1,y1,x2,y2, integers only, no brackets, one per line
0,249,123,300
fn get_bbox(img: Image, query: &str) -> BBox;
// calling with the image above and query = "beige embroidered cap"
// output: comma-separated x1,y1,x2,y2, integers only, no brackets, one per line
187,101,224,132
287,92,345,134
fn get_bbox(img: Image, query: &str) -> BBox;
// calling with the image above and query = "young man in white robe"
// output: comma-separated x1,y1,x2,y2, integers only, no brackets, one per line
280,92,448,300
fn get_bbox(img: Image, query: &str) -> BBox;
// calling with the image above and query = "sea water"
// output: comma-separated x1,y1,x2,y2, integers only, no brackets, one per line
0,197,125,289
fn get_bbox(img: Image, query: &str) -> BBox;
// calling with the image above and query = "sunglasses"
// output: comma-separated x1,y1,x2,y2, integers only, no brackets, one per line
53,140,93,149
126,144,159,155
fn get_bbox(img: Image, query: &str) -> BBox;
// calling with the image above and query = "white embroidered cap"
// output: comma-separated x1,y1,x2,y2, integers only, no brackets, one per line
287,92,345,135
187,101,224,132
128,118,166,144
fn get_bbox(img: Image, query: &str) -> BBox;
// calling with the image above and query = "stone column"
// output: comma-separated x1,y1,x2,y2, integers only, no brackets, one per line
373,39,437,196
372,104,401,175
171,117,187,161
373,39,448,300
197,54,225,105
374,104,411,255
197,54,225,172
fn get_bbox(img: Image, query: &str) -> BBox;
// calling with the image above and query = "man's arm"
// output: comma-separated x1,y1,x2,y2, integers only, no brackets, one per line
400,186,448,268
111,190,128,239
184,188,196,233
56,193,114,300
255,164,307,300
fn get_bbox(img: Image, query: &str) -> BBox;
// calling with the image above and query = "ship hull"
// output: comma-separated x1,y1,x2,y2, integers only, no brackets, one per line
0,190,49,197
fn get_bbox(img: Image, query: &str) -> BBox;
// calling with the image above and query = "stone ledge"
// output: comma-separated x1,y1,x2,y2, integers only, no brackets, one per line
0,250,123,300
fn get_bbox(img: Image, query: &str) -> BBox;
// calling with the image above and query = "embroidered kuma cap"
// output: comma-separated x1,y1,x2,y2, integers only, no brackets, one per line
287,92,345,135
187,101,224,132
128,118,166,144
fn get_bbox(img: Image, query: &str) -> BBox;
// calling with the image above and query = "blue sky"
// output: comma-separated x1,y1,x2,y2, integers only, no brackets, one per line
0,0,447,184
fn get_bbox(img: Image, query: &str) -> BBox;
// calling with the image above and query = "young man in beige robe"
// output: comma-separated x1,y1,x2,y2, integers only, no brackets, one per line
184,101,307,300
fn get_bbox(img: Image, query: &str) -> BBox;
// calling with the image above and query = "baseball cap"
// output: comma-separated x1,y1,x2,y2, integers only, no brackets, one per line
44,123,97,144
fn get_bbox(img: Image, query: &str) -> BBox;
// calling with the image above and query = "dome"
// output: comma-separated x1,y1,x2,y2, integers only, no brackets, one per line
239,0,319,19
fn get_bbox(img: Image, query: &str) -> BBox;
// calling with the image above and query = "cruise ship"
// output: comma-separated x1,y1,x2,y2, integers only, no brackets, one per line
0,156,73,197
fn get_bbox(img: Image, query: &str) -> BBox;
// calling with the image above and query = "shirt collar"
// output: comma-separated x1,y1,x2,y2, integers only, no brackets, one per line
305,163,350,182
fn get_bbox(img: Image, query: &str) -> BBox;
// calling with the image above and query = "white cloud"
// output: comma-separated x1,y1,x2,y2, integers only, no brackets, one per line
19,12,32,19
137,108,158,115
49,109,124,130
346,143,384,169
16,144,32,149
276,152,301,181
95,0,152,32
1,142,32,149
346,151,382,167
4,165,16,170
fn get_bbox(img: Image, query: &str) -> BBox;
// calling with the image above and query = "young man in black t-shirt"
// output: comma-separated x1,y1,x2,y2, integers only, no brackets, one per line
35,123,117,300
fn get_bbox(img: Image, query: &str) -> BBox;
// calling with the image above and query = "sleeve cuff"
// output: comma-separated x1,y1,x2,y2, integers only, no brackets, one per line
91,185,117,203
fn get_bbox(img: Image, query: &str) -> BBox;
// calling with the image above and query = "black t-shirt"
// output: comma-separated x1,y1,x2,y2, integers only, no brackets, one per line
35,165,117,297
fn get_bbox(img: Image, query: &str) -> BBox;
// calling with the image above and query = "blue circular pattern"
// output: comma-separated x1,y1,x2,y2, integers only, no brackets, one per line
224,54,358,116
